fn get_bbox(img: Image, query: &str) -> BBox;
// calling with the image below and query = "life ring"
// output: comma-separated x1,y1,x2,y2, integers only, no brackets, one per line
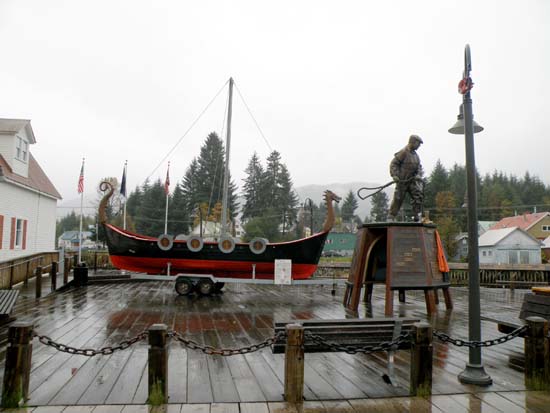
157,234,174,251
218,235,235,254
249,237,268,255
187,235,204,252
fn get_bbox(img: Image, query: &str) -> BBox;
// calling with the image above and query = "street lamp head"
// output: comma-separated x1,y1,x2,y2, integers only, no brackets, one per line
448,104,484,134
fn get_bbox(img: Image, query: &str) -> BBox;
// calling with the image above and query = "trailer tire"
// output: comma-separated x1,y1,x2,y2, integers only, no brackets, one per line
197,279,215,295
175,278,193,296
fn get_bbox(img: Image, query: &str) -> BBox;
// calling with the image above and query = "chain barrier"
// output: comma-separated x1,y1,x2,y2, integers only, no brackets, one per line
432,325,527,348
169,330,286,356
304,331,411,355
34,331,149,357
33,324,528,357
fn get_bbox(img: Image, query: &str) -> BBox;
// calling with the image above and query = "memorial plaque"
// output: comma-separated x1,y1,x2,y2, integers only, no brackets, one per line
389,227,428,288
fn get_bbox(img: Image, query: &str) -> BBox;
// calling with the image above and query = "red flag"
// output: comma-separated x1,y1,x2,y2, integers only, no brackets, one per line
164,162,170,195
77,159,84,194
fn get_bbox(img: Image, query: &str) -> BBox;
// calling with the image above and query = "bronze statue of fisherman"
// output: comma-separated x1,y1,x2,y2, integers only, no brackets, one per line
389,134,425,221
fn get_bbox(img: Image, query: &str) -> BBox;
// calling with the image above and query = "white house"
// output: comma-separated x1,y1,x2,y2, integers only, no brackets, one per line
0,119,61,260
478,227,542,265
58,230,93,250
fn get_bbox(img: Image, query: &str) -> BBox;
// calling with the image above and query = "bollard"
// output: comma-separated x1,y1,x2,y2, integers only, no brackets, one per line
35,266,42,299
148,324,168,404
284,323,305,403
50,261,58,292
73,264,89,287
410,321,433,396
63,255,70,285
1,322,34,408
525,316,548,389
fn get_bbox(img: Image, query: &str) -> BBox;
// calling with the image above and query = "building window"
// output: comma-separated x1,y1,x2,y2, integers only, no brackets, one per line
488,251,493,256
15,218,23,248
520,250,529,264
508,250,518,264
482,251,486,257
16,137,28,162
543,225,550,232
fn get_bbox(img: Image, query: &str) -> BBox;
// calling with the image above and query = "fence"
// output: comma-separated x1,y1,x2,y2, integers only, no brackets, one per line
1,317,543,408
316,262,550,288
0,252,60,289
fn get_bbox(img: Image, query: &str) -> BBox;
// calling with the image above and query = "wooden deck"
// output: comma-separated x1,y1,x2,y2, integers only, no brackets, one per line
2,391,550,412
0,275,535,407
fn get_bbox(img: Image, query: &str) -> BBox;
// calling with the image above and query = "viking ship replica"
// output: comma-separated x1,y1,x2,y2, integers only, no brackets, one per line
99,78,341,295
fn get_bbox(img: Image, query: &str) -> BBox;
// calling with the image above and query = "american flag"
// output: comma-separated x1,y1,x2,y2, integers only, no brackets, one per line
164,162,170,195
77,160,84,194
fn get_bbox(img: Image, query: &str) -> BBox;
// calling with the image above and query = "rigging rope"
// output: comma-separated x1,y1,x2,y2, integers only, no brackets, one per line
234,82,274,152
145,79,229,182
356,177,417,200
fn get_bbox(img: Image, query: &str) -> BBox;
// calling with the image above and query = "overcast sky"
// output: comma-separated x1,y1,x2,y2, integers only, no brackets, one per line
1,0,548,206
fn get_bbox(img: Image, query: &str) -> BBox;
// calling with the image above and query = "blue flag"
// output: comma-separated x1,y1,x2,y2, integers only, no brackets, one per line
120,163,127,199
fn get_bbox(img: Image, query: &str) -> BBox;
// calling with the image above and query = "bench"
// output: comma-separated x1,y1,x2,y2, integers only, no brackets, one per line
272,317,420,353
0,290,20,325
272,317,430,402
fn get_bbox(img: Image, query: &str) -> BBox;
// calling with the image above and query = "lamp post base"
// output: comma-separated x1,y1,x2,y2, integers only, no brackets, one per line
458,363,493,386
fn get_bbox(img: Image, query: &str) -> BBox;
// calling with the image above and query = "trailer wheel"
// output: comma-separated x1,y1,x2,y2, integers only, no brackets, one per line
197,279,215,296
214,282,225,293
175,278,193,296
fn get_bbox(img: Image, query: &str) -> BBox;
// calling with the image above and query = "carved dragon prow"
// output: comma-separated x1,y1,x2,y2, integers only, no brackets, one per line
98,181,114,224
322,190,342,232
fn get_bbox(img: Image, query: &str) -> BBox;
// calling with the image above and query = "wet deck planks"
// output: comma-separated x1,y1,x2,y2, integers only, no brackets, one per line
0,278,533,406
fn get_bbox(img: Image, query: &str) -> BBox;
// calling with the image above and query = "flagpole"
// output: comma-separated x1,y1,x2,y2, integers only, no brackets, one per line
164,162,170,234
123,161,127,230
78,158,85,264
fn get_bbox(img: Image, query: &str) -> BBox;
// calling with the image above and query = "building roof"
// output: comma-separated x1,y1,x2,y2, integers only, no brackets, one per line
59,231,92,241
0,118,36,143
0,153,62,199
478,221,498,234
479,227,541,247
491,212,550,231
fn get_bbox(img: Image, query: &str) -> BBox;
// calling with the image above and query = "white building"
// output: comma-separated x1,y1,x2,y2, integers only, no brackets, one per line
0,119,61,260
478,227,542,265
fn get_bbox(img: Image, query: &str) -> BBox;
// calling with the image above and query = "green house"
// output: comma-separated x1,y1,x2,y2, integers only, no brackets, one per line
322,232,356,257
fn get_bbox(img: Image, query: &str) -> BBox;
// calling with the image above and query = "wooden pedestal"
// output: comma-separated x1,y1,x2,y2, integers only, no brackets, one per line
343,223,453,315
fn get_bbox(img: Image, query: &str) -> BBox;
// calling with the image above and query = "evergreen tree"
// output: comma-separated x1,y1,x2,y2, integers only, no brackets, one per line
434,191,460,259
424,159,449,212
341,190,358,232
370,191,389,222
181,132,238,226
170,182,191,235
242,152,265,221
135,179,167,236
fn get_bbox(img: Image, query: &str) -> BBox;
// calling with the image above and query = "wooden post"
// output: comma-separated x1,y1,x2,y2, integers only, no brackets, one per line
94,250,98,273
525,316,547,389
9,261,14,289
284,323,305,403
50,261,58,292
1,322,34,408
63,255,70,285
148,324,168,404
25,260,30,286
35,266,42,299
410,321,433,396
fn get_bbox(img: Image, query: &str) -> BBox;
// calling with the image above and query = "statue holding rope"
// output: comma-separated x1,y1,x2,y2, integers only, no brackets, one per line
388,134,425,221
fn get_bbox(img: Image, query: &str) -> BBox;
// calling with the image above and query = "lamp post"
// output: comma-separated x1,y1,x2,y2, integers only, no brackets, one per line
304,198,314,236
448,44,492,385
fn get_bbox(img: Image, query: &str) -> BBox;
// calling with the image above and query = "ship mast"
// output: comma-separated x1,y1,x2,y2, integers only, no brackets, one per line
221,77,233,236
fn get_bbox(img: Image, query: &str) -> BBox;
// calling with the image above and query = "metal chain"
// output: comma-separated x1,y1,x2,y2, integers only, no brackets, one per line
168,330,286,356
304,331,411,355
33,331,149,356
432,325,527,348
